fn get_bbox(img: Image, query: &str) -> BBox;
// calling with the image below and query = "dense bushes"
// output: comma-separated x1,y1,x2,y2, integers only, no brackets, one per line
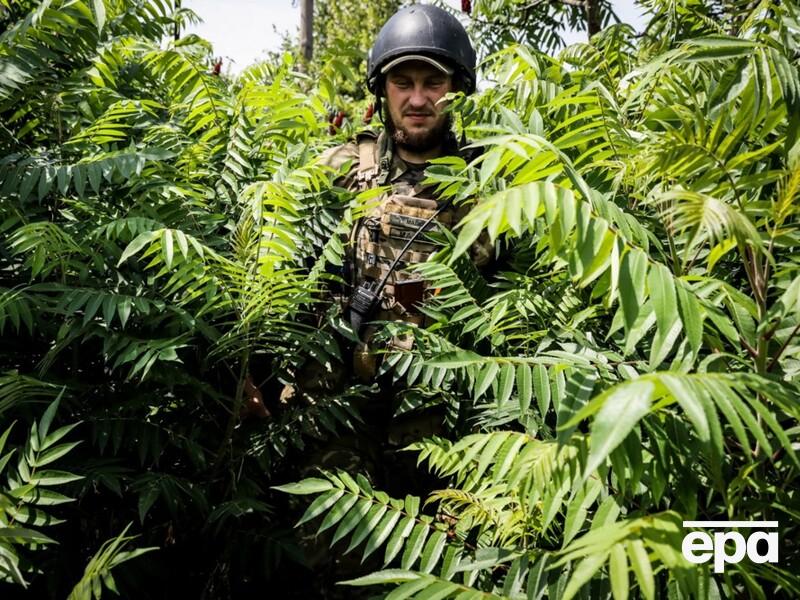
1,0,799,598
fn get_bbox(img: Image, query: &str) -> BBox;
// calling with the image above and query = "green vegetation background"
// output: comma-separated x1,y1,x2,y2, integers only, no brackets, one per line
0,0,799,598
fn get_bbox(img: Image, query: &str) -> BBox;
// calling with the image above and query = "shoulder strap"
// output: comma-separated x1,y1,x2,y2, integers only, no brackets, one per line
356,131,380,190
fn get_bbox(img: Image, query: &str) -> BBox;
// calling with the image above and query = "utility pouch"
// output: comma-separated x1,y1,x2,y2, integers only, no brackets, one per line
393,279,425,312
365,218,380,242
388,194,439,212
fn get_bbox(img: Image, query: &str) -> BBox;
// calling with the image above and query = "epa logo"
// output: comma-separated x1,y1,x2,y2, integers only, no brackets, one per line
682,520,779,573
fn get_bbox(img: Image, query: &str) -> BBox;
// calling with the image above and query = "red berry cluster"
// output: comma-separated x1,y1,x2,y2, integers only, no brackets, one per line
363,103,375,124
328,109,345,134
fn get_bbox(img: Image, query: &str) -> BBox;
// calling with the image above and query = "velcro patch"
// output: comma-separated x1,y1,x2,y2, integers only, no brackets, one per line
386,212,438,231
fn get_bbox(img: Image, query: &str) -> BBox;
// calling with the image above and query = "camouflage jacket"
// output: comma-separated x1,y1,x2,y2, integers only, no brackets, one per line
319,128,491,290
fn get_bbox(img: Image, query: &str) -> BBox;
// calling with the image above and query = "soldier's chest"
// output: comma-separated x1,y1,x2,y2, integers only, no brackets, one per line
355,183,454,283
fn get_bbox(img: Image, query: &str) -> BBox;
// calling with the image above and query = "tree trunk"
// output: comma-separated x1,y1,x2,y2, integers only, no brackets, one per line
300,0,314,62
585,0,601,38
174,0,181,41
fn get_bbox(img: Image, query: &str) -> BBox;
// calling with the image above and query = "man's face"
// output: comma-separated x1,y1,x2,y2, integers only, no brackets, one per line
384,61,453,153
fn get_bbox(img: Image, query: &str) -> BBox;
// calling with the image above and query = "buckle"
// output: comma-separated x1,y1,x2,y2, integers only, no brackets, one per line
357,167,378,182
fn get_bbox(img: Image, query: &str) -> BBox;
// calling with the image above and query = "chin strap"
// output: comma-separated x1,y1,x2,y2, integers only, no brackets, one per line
374,93,384,124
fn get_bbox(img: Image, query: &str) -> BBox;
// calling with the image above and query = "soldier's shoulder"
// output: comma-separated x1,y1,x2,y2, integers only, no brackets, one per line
318,141,359,171
318,128,381,169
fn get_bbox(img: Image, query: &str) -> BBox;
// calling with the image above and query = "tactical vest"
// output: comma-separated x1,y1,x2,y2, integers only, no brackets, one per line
349,132,460,319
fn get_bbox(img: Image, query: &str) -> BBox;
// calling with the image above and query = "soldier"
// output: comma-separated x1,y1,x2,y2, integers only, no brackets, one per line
284,8,491,583
285,8,484,579
285,4,493,471
318,4,489,381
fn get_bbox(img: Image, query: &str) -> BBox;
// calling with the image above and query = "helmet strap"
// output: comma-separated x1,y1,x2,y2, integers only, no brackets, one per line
374,93,385,124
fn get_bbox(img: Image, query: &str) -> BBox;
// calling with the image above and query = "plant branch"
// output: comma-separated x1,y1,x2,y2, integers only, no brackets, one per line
766,322,800,372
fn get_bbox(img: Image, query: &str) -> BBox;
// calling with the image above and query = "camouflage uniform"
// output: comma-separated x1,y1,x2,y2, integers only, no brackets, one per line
285,5,487,587
297,128,490,456
285,4,490,585
320,129,490,378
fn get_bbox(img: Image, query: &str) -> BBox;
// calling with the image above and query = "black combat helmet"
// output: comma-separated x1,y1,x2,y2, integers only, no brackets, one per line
367,4,476,95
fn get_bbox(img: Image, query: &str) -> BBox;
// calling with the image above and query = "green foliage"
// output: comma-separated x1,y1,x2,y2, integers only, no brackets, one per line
310,0,401,100
67,523,156,600
277,0,800,597
1,0,367,594
2,0,800,597
0,395,81,587
468,0,618,57
276,470,451,572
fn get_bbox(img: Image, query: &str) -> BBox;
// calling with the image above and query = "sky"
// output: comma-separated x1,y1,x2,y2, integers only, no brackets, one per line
185,0,648,75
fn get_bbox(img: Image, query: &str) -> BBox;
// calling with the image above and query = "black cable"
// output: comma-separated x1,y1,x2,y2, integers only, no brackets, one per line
372,197,452,299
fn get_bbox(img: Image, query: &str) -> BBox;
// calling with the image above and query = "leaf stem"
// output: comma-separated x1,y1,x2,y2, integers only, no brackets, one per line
766,322,800,372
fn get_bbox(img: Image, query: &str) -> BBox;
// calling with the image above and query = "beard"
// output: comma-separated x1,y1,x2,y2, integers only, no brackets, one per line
387,112,453,154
